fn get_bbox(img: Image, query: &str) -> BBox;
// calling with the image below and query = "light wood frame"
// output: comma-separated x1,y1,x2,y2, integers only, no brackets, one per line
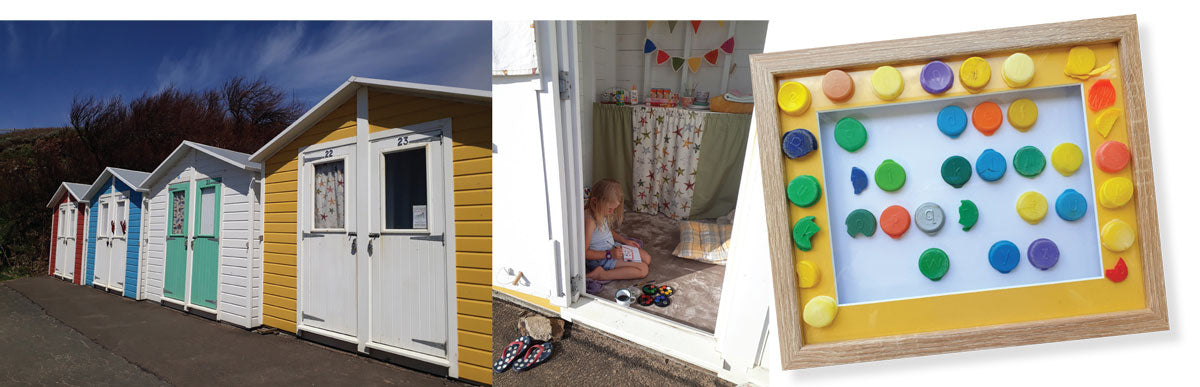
749,15,1167,369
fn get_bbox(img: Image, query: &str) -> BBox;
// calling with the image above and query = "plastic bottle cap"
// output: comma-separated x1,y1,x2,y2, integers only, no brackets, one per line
792,216,821,251
914,202,945,235
919,248,950,281
989,240,1020,273
851,167,868,195
976,149,1007,182
1099,177,1135,209
1016,191,1048,224
782,128,819,159
1027,238,1060,270
972,101,1003,136
787,175,822,207
874,160,906,192
920,61,954,94
1055,189,1088,221
1002,53,1035,88
1065,46,1097,77
1088,79,1116,112
1101,219,1136,252
845,208,877,237
1095,141,1130,173
958,200,979,231
795,260,820,288
803,295,838,328
1007,98,1038,131
822,69,855,102
778,81,812,116
1094,108,1122,138
937,105,969,138
1105,258,1128,283
1051,143,1084,176
880,205,910,239
870,65,904,100
834,117,868,152
1013,146,1047,178
959,57,991,90
941,155,972,188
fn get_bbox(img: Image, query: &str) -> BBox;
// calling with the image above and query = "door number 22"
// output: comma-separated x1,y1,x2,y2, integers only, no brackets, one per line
324,150,333,157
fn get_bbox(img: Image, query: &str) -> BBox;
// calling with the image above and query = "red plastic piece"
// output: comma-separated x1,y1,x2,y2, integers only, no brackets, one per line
972,101,1003,136
1095,140,1131,173
880,205,911,239
1105,257,1128,283
1088,79,1116,112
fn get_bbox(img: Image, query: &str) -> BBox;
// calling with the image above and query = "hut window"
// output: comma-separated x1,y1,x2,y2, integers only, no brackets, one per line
199,187,216,235
384,147,428,230
172,191,186,235
314,161,346,229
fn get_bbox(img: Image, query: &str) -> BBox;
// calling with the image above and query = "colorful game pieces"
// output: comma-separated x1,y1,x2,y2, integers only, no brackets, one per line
988,240,1021,273
851,167,868,195
787,175,822,207
880,205,911,239
920,61,954,94
1095,108,1122,138
1096,140,1130,173
796,260,820,288
1002,52,1035,88
1051,143,1084,176
871,65,904,100
1027,238,1060,270
654,294,671,307
972,101,1003,136
914,202,945,235
782,128,818,159
1016,191,1048,224
778,81,812,116
1013,146,1046,177
1101,219,1136,252
1105,258,1128,283
1007,98,1038,131
937,105,968,138
1088,79,1116,112
1065,46,1097,78
874,159,906,192
792,216,821,251
919,248,950,281
941,155,972,188
960,56,991,91
976,149,1007,181
958,200,979,231
834,117,868,152
1055,189,1088,221
822,69,855,102
1099,177,1134,209
803,295,838,328
845,209,877,237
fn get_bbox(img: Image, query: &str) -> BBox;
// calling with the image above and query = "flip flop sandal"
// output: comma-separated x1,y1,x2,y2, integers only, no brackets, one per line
654,294,671,307
512,342,554,372
493,336,532,373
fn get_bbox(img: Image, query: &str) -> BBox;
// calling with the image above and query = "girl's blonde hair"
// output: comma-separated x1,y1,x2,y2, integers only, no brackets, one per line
586,178,624,227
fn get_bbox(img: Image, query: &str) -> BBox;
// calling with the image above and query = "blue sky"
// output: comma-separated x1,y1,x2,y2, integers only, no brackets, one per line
0,21,490,130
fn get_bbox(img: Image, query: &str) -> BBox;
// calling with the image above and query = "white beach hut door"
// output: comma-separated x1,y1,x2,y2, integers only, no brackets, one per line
299,142,358,337
56,205,68,276
109,196,130,292
94,199,111,287
367,127,449,358
63,205,77,278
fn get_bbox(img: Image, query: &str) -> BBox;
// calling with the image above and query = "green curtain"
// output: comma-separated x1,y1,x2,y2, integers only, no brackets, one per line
591,103,634,204
689,112,752,219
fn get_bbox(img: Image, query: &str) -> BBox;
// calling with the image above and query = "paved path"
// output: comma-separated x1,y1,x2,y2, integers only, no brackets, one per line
491,296,732,386
2,276,464,386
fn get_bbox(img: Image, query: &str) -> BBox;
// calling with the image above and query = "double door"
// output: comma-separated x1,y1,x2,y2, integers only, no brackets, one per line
94,193,129,291
299,121,450,359
56,203,77,279
163,179,222,310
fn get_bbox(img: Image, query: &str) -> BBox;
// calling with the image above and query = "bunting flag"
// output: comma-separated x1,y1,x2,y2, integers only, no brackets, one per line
644,37,737,73
691,21,701,34
721,37,735,54
667,21,677,33
704,49,719,65
656,50,670,64
643,39,656,54
671,57,685,72
688,57,702,73
647,21,654,29
718,21,724,27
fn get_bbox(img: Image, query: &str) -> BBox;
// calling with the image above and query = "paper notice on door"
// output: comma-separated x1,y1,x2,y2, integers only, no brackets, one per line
413,205,427,228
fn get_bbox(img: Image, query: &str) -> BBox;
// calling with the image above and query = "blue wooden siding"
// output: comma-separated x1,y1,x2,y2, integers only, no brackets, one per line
85,177,141,299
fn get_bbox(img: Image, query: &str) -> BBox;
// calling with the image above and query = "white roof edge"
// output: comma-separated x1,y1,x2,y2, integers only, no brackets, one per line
82,167,151,200
143,141,260,188
248,76,491,163
46,182,89,208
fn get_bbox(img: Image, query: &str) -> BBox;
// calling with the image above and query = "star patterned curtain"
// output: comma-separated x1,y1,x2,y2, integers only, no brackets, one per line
631,106,706,220
171,190,186,235
314,161,346,229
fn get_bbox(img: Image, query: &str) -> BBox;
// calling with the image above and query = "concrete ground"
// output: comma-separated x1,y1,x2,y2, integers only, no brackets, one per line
491,296,733,387
1,276,465,386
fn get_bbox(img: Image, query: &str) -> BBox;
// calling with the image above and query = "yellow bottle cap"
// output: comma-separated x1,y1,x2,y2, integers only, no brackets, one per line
1099,177,1135,209
1002,53,1035,88
1101,219,1136,252
1051,143,1083,176
778,81,812,116
1095,108,1122,138
795,260,820,288
960,57,991,91
1007,98,1039,131
803,295,838,328
870,66,904,100
1016,191,1048,224
1065,46,1097,76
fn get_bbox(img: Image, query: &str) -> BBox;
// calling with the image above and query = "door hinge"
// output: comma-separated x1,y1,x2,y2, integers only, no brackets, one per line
301,313,325,322
571,274,584,296
412,234,444,242
411,338,447,351
558,70,572,100
205,299,216,304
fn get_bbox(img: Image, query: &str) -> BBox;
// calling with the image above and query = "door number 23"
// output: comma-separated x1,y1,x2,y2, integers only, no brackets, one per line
396,136,411,146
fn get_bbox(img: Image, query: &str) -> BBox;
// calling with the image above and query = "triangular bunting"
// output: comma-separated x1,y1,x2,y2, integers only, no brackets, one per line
668,21,677,33
644,39,657,54
718,21,724,27
720,37,735,54
704,49,719,65
691,21,701,34
656,50,671,64
688,57,701,73
647,21,654,29
671,57,685,72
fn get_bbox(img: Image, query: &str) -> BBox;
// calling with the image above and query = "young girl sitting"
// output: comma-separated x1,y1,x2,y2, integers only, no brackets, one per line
585,178,652,281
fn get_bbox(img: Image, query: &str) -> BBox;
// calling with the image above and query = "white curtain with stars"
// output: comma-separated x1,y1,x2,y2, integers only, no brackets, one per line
313,162,346,229
631,106,705,220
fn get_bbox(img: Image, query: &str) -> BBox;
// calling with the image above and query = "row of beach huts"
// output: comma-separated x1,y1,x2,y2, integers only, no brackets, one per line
44,77,494,384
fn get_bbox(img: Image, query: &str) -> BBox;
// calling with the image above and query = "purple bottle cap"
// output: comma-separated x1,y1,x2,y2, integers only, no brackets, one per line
921,61,954,95
1027,238,1060,270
